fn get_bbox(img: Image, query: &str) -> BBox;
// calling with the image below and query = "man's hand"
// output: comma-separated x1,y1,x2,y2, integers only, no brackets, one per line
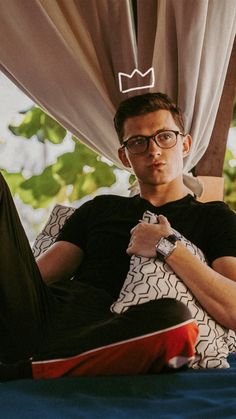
126,214,173,257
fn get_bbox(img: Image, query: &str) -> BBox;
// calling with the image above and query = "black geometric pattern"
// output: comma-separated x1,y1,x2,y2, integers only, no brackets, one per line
32,204,75,258
111,210,236,369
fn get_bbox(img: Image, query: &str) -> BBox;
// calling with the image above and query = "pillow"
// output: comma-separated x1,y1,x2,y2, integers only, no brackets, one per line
32,204,75,258
111,210,236,369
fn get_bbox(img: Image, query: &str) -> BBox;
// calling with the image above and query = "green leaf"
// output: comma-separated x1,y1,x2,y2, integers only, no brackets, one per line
18,166,61,208
223,145,236,210
74,140,99,166
93,161,116,187
231,96,236,127
53,141,106,186
8,107,66,144
69,173,95,201
53,151,84,185
43,114,67,144
0,170,25,194
9,107,43,139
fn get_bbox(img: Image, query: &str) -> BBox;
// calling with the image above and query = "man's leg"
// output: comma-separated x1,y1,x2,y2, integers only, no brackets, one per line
31,297,198,379
0,173,54,363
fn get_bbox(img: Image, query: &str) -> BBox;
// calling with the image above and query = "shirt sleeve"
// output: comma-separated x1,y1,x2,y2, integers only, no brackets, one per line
205,202,236,264
55,199,93,250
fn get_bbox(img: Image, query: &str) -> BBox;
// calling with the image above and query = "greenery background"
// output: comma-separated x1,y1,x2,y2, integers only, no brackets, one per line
224,96,236,210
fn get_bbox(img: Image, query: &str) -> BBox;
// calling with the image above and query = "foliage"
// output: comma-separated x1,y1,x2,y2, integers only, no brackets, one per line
223,148,236,211
223,94,236,210
8,107,67,144
231,96,236,127
3,107,119,208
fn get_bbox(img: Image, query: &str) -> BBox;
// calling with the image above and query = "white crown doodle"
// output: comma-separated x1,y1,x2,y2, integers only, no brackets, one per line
118,67,155,93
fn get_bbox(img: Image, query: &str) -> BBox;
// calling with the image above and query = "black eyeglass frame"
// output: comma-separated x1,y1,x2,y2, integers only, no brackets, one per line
121,129,185,155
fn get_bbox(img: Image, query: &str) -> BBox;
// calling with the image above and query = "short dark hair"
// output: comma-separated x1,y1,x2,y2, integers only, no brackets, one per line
114,92,185,144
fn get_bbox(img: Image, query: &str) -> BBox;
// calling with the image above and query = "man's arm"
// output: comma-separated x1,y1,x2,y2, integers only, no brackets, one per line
127,215,236,330
166,245,236,330
36,241,84,284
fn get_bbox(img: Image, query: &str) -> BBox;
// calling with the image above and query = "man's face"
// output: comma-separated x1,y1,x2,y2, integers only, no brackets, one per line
118,110,191,189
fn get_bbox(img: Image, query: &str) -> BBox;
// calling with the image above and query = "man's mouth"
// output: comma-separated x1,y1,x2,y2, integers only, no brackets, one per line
148,161,166,169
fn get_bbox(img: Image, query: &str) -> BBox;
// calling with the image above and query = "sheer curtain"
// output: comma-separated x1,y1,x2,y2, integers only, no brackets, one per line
0,0,235,175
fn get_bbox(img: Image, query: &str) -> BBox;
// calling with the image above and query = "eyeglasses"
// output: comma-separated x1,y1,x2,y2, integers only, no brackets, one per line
121,130,185,155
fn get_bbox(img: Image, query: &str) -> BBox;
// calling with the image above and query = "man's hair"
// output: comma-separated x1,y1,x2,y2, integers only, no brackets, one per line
114,92,185,144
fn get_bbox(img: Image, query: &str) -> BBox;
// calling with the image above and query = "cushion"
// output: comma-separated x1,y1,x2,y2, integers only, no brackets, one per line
111,210,236,369
32,204,75,258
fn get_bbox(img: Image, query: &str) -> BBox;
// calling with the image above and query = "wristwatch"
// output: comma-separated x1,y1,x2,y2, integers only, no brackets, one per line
155,234,179,262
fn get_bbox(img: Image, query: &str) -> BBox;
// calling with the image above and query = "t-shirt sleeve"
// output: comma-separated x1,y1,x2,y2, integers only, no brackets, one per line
205,202,236,264
55,199,93,250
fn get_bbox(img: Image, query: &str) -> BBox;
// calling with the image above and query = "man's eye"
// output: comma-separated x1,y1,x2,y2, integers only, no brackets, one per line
158,132,173,141
130,137,146,146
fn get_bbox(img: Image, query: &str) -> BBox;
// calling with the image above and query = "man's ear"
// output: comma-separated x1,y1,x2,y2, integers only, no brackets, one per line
182,134,192,157
118,147,131,168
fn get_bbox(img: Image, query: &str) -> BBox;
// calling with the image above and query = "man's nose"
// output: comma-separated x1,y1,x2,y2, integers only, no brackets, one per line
148,137,162,154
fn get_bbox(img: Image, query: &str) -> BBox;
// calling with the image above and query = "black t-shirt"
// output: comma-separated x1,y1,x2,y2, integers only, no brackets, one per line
56,194,236,299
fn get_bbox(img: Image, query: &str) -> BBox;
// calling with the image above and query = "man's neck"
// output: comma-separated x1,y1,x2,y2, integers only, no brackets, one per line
139,182,190,207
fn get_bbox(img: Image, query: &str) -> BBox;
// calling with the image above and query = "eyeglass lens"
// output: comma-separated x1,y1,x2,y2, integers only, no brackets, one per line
126,130,178,154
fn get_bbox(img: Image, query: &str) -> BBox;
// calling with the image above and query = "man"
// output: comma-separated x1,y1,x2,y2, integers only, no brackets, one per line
115,93,236,328
1,92,236,381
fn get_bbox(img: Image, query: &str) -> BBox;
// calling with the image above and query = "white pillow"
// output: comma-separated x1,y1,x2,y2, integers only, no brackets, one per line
111,210,236,368
32,204,75,258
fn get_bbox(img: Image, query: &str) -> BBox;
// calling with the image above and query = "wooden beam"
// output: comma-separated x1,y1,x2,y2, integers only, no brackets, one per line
195,37,236,177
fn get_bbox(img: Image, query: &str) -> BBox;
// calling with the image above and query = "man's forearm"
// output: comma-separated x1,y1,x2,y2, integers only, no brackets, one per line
36,241,83,285
166,242,236,330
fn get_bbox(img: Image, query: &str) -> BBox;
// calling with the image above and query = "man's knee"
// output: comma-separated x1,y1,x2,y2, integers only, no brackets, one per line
127,298,193,329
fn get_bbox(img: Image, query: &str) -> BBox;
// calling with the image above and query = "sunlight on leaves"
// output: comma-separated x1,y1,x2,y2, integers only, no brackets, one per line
4,106,120,208
224,149,236,210
9,107,66,143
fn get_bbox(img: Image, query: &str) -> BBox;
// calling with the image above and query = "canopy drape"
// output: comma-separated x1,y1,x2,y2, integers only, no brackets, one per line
0,0,235,175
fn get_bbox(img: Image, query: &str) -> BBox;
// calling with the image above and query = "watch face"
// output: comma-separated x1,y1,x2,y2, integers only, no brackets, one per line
158,238,174,254
156,235,178,261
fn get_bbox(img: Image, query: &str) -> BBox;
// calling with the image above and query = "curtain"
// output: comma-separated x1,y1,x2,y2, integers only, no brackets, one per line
0,0,235,175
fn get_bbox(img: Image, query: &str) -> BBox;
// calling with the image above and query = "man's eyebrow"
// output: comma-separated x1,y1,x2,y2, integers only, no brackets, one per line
125,127,174,140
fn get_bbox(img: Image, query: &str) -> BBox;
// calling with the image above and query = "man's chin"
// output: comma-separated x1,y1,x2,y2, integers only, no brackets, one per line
138,177,169,187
